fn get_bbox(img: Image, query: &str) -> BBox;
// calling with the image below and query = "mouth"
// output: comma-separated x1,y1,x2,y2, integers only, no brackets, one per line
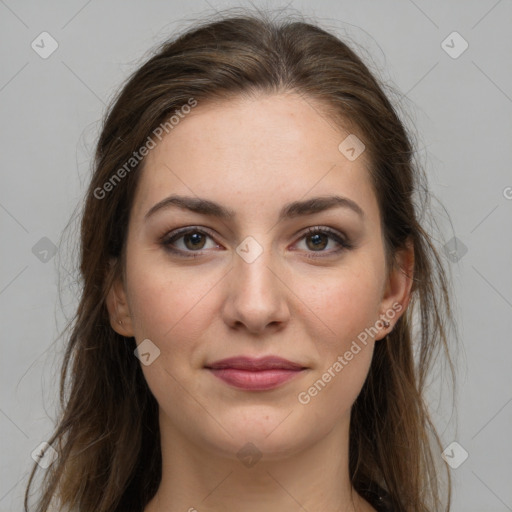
204,356,307,391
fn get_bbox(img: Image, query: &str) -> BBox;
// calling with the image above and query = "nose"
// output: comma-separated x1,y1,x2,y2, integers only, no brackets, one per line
221,243,290,335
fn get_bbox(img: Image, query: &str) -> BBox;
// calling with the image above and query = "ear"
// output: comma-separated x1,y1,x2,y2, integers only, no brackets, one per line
374,238,414,341
105,258,135,337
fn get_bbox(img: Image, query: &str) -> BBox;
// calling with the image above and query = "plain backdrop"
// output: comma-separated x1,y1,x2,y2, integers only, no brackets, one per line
1,1,511,510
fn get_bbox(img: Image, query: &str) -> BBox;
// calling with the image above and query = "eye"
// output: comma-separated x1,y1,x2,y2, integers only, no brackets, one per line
160,227,220,257
160,226,353,259
294,227,353,257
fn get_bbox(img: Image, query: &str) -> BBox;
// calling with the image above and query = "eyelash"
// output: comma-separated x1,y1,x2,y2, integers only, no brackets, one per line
159,226,354,259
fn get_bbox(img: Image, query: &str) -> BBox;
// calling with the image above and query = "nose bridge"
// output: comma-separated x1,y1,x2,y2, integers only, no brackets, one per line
223,234,289,331
236,240,275,293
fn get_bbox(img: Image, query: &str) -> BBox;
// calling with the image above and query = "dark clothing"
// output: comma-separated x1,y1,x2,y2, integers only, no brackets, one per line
359,482,396,511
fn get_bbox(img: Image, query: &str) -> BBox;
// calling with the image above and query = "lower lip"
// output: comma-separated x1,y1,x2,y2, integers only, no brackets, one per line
207,368,304,390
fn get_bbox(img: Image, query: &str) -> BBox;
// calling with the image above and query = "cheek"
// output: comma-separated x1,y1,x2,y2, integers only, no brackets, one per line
290,258,383,405
293,270,379,419
125,256,220,362
126,264,217,408
293,260,384,344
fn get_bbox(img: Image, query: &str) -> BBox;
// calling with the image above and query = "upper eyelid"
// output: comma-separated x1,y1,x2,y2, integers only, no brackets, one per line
161,226,218,243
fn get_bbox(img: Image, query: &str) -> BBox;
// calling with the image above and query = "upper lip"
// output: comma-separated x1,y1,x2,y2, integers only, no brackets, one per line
205,356,306,371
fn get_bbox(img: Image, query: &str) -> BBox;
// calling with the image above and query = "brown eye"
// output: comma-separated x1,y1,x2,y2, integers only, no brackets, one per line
161,227,220,257
305,232,329,251
295,227,353,257
183,232,207,250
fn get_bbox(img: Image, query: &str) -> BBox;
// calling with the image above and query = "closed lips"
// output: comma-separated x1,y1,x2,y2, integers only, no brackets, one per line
205,356,306,371
205,356,307,391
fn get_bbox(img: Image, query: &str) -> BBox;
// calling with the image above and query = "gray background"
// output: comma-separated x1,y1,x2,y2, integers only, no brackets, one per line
1,0,511,510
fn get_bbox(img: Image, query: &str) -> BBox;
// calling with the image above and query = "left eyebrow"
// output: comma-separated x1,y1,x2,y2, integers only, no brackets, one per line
144,194,365,222
279,195,365,220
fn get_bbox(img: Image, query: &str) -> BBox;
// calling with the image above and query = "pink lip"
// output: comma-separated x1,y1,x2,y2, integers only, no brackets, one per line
205,356,307,391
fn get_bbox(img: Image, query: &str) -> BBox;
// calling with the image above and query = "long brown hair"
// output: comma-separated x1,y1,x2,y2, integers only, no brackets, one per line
24,8,457,511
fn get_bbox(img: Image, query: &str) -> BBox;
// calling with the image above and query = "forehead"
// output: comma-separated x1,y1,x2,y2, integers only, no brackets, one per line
132,92,379,224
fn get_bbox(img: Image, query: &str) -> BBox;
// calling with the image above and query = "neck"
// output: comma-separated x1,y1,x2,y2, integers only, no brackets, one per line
144,409,374,512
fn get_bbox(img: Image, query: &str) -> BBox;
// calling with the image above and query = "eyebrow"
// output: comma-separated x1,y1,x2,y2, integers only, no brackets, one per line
144,194,364,222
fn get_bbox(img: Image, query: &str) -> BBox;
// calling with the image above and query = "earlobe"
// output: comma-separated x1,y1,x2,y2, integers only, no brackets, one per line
376,239,414,340
105,261,135,338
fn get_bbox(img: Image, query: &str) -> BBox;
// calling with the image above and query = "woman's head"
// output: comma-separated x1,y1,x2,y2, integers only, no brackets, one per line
25,10,454,512
106,89,413,457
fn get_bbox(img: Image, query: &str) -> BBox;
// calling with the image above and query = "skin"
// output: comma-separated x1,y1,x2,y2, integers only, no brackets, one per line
107,92,413,512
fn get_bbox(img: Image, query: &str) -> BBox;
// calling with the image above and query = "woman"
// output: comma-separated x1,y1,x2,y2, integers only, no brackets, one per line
24,9,456,512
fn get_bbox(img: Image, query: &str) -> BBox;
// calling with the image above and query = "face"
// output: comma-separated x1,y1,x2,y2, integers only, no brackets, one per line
107,92,411,461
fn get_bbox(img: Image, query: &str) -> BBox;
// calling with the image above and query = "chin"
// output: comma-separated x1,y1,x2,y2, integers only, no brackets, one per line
197,408,331,461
